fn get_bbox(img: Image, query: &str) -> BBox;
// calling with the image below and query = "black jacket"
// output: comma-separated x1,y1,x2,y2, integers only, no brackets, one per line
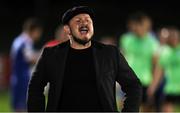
27,40,142,112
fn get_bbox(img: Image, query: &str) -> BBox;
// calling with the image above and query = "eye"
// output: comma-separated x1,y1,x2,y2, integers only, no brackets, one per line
76,19,81,23
86,18,92,23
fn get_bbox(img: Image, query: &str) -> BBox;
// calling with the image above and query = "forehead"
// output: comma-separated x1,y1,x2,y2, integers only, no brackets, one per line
71,13,91,20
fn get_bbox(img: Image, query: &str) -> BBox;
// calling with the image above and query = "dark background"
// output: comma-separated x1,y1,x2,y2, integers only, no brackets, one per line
0,0,179,53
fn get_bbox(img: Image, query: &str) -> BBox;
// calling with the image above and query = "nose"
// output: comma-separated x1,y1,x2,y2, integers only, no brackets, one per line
80,19,88,26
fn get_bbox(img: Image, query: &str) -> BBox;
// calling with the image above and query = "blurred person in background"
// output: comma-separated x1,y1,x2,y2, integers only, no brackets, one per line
119,12,159,111
10,18,43,111
27,6,142,112
45,25,69,47
148,27,180,112
147,27,170,111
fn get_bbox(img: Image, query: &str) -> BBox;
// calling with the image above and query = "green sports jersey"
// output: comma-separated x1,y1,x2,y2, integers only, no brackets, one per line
159,45,180,95
120,32,159,86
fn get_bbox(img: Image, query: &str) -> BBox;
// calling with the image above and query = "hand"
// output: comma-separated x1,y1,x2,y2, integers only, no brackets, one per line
147,85,156,100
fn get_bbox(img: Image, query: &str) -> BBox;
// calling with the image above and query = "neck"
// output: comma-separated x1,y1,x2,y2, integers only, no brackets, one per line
70,39,91,50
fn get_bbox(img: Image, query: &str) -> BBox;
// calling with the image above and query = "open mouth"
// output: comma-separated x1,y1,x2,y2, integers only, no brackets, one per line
79,26,89,35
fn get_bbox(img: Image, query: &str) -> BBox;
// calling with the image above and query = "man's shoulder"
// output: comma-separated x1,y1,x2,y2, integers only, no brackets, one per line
121,32,135,40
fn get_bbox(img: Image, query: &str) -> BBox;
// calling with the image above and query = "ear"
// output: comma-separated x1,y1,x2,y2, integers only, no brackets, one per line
63,25,71,35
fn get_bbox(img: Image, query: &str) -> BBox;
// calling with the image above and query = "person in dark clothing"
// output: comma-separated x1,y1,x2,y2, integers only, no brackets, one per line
27,6,142,112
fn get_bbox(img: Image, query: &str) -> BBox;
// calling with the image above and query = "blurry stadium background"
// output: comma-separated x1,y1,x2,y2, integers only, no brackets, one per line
1,0,180,112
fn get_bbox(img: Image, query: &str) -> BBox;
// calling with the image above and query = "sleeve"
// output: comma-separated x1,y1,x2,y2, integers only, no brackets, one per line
27,47,49,112
115,47,142,112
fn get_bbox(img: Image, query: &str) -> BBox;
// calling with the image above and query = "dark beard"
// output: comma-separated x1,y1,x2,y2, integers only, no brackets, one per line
69,28,91,45
69,26,92,45
72,35,91,45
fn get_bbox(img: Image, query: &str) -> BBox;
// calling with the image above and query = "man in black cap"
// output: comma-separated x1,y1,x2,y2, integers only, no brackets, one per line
27,6,142,112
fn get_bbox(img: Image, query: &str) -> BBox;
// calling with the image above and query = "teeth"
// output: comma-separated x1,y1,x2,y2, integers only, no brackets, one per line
79,27,88,34
80,31,87,34
82,28,87,30
80,27,88,31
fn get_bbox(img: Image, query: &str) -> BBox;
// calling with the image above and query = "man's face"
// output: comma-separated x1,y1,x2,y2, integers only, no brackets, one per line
133,18,151,38
30,28,42,42
55,26,69,43
134,22,147,38
168,30,179,47
68,13,94,44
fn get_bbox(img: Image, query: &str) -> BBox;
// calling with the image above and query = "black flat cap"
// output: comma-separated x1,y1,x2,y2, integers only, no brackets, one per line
62,6,94,25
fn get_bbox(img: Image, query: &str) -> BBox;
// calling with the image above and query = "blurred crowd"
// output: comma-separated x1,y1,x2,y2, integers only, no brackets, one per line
0,11,180,112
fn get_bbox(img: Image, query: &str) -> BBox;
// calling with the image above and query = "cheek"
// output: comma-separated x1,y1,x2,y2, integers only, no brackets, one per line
89,25,94,34
73,28,80,36
70,25,79,34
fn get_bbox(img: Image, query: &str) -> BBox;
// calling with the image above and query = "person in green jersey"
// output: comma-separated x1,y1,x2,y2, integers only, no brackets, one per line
148,27,180,112
120,12,159,111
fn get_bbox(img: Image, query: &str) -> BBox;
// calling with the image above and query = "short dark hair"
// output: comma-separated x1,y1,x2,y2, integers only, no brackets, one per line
128,12,150,23
23,18,42,32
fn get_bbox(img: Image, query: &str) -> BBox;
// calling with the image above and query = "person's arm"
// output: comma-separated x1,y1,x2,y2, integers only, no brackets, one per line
115,47,142,112
147,46,168,99
147,64,164,98
27,48,48,111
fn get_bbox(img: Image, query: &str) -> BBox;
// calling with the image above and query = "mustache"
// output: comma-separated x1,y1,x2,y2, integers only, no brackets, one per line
79,26,89,29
